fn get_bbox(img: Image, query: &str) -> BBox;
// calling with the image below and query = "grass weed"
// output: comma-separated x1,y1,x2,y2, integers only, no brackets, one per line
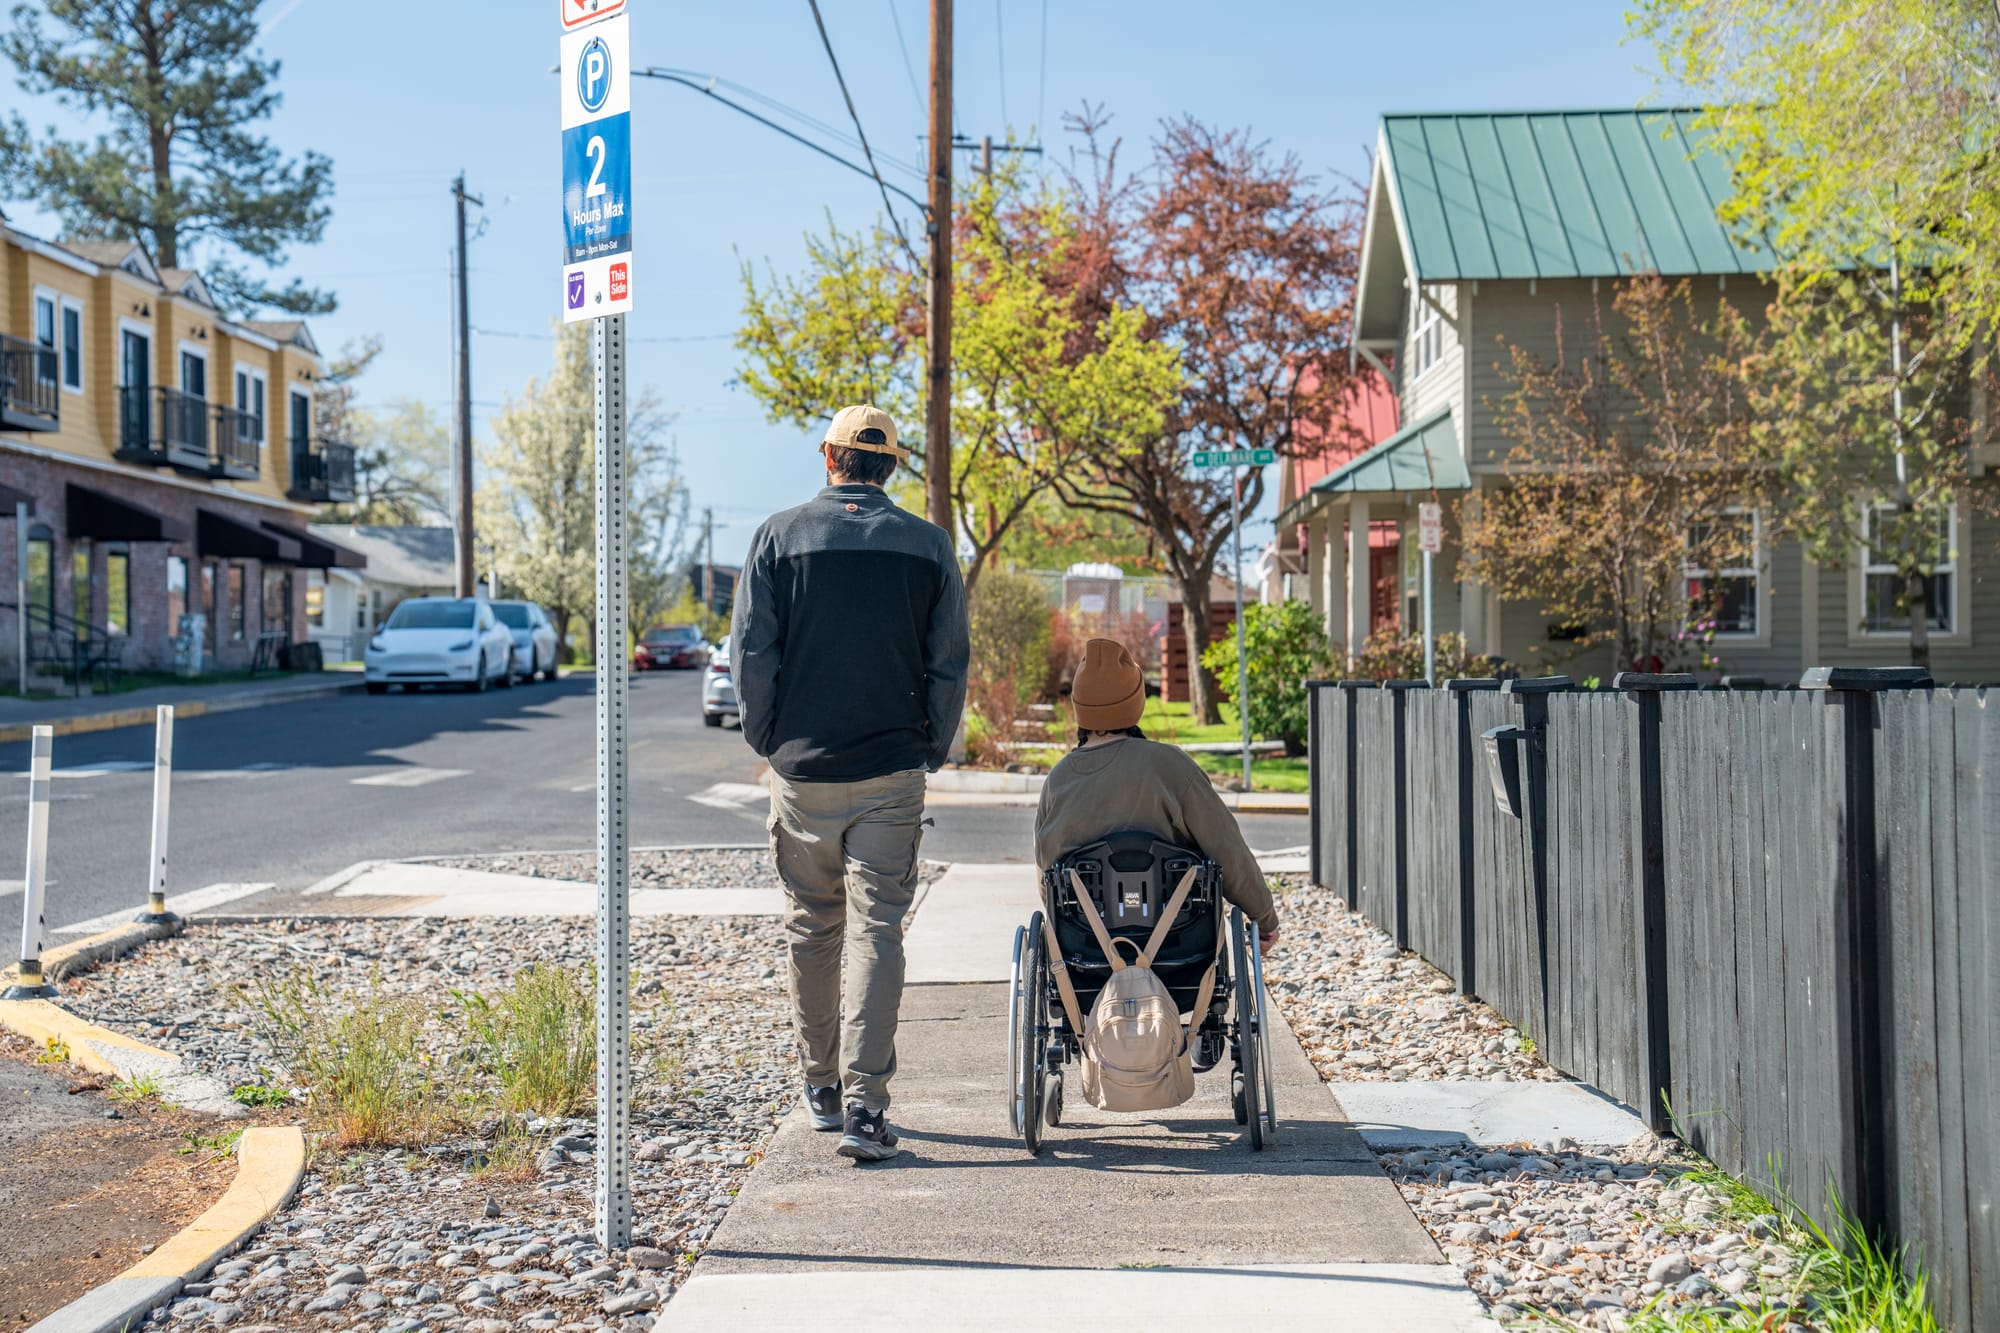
108,1070,162,1101
246,971,453,1148
457,963,596,1118
35,1036,70,1065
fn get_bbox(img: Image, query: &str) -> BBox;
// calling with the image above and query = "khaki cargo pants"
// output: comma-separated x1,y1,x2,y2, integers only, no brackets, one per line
767,768,927,1112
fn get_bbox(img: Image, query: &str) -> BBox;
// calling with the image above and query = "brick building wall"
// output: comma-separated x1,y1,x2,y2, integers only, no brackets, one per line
0,448,313,677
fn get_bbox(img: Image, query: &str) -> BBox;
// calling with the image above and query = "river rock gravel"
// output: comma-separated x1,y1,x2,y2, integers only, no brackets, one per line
56,911,793,1330
1265,880,1820,1330
426,847,949,891
1263,877,1562,1083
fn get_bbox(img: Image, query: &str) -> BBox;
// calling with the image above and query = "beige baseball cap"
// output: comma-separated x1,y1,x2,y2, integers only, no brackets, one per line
822,404,905,458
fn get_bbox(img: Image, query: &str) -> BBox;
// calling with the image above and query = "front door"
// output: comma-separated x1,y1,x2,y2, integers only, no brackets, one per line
180,349,205,399
120,329,150,446
1370,542,1402,637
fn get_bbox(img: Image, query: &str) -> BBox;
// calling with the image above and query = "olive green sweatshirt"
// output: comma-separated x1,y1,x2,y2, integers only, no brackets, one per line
1033,736,1280,937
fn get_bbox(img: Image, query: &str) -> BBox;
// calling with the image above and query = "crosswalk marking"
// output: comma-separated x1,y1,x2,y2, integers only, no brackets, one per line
352,767,469,788
688,781,768,811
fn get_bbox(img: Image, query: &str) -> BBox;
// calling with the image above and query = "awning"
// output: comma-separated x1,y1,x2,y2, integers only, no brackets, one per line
1312,407,1469,497
0,482,32,516
262,520,366,570
66,482,191,542
198,508,301,562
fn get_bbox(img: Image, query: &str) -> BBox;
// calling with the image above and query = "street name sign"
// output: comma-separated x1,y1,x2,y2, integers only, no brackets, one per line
560,0,626,30
1418,501,1443,555
1191,448,1276,468
560,12,633,323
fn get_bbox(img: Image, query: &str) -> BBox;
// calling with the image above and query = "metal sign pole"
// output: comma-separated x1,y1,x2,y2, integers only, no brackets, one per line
593,311,632,1250
1232,464,1251,792
1423,549,1435,685
15,501,26,697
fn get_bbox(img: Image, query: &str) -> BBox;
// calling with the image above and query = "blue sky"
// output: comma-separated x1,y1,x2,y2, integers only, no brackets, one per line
1,1,1662,566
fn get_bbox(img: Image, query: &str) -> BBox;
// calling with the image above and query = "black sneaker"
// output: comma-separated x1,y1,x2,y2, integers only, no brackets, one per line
835,1104,901,1161
805,1082,842,1131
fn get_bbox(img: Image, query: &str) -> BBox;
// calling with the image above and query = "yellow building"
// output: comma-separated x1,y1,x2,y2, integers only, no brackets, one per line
0,215,362,677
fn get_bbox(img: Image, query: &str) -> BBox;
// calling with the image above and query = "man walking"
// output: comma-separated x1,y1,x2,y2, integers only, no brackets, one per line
732,404,969,1161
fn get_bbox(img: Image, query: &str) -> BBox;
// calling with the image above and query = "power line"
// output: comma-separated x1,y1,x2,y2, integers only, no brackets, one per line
885,0,928,121
805,0,925,273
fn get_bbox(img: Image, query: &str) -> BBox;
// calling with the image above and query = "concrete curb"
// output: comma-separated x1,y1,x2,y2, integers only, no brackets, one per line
0,675,364,745
0,996,244,1118
26,1125,307,1333
1,917,181,989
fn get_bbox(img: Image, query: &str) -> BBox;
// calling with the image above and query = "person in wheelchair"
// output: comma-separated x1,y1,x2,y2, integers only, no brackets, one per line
1034,638,1281,1074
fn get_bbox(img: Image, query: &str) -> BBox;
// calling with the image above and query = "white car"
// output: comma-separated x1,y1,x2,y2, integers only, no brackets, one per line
493,600,560,682
363,598,516,694
701,635,738,727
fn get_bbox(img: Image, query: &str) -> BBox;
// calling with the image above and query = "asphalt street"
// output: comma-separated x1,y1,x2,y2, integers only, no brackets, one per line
0,670,1306,939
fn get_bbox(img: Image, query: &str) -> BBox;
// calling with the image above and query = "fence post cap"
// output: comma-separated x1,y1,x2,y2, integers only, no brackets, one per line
1383,679,1432,691
1799,666,1935,692
1501,675,1574,696
1444,677,1503,693
1613,672,1699,692
1336,679,1380,690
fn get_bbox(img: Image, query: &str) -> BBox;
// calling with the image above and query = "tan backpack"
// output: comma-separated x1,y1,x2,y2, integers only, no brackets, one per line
1042,867,1216,1113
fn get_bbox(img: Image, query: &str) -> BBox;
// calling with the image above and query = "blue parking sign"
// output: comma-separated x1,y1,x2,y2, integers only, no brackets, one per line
562,112,631,265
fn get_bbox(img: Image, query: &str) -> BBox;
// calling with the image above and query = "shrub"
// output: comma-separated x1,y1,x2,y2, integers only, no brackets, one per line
1200,600,1336,755
459,963,596,1118
965,570,1056,766
1349,631,1491,683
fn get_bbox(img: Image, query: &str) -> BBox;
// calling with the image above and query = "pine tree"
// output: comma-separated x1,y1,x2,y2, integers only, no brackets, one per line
0,0,334,314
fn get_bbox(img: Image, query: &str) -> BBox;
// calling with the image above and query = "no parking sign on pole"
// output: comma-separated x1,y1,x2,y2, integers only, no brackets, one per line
561,0,634,1252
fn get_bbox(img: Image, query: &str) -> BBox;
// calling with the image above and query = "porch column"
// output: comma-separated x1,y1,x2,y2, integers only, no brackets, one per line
1346,496,1371,662
1313,511,1340,646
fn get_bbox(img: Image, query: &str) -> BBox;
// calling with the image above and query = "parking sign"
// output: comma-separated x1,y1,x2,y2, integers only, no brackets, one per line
1418,501,1443,555
560,12,632,322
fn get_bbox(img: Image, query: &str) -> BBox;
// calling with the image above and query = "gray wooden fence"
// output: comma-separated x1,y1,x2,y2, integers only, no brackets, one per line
1306,671,1996,1333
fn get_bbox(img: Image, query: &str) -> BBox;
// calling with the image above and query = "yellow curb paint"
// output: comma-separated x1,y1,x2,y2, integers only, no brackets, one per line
120,1126,306,1281
0,920,172,992
0,997,177,1078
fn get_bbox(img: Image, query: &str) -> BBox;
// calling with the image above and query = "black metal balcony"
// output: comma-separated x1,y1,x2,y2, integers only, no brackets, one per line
116,386,212,472
288,437,356,504
210,404,261,480
0,333,60,433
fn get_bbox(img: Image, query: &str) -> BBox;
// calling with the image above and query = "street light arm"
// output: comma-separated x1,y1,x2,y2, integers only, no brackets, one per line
632,67,932,220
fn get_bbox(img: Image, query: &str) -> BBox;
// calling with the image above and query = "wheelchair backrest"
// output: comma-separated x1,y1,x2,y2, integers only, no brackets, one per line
1045,831,1217,933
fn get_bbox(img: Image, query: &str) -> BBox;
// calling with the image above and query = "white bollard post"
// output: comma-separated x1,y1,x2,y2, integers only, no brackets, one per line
4,726,56,1000
135,705,179,926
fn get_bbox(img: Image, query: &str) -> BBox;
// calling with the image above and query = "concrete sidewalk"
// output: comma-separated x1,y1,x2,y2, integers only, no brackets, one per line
0,668,364,743
657,864,1495,1332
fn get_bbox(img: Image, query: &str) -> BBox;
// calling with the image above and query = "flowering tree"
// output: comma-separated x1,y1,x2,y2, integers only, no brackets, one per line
1462,276,1760,674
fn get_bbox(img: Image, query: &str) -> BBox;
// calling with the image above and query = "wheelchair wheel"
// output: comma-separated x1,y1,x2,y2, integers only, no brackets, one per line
1230,908,1265,1151
1042,1070,1064,1128
1248,920,1279,1143
1011,913,1050,1154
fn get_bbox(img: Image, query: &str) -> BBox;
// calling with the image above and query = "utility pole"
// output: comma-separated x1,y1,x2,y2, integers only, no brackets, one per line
452,173,483,600
925,0,952,536
956,133,1041,178
701,507,715,616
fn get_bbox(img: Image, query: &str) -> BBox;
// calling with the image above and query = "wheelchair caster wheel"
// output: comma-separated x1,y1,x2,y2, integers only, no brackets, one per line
1042,1074,1063,1128
1231,1069,1249,1125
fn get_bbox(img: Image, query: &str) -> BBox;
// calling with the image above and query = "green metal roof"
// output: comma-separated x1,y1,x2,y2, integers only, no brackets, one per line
1311,408,1468,496
1381,110,1777,281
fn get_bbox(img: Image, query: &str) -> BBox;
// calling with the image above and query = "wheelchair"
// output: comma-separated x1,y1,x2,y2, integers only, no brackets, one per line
1007,830,1278,1154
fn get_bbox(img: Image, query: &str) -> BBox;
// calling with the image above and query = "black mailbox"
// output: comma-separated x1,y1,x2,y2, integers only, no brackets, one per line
1480,723,1527,817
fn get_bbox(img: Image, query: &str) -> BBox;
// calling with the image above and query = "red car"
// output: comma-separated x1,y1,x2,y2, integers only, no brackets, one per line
633,624,709,671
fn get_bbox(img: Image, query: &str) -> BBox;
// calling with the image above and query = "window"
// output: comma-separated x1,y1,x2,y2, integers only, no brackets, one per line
180,348,206,399
26,528,53,627
166,556,188,635
387,600,475,630
227,564,246,642
105,546,130,637
290,390,311,453
305,572,325,628
33,293,57,386
1408,285,1444,380
1862,503,1955,634
235,367,267,444
1686,510,1760,636
60,301,82,392
263,567,291,638
72,540,91,636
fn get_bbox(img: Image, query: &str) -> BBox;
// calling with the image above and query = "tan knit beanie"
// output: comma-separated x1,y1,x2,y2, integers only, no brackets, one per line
1070,638,1145,732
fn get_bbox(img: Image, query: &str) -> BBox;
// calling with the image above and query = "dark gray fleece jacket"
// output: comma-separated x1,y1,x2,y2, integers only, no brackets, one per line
732,484,970,782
